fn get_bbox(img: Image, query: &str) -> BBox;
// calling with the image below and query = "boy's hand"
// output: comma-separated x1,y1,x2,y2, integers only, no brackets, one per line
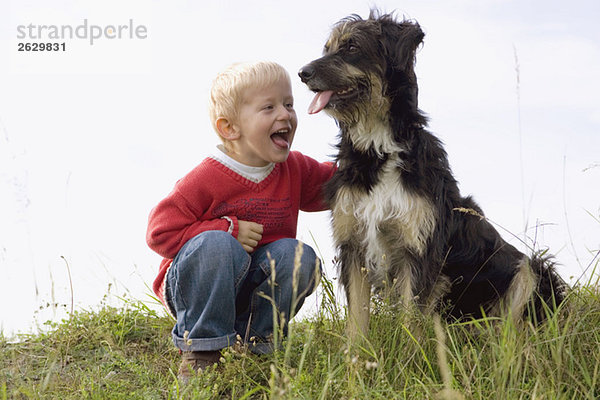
237,220,264,253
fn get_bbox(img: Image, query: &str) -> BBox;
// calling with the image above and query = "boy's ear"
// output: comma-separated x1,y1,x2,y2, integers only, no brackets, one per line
215,117,240,141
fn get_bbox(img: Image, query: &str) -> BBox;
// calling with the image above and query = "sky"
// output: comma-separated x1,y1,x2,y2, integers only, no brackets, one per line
1,0,599,338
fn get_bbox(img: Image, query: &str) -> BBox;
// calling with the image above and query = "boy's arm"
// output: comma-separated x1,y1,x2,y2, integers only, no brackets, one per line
296,153,336,212
146,191,239,259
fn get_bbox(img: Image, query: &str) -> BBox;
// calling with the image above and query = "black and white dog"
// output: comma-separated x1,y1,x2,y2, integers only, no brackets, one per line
299,11,567,340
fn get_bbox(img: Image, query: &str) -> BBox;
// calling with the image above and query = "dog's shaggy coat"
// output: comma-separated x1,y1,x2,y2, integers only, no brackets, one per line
299,11,567,339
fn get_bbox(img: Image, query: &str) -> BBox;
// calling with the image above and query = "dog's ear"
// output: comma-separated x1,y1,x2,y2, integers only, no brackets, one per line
378,17,424,74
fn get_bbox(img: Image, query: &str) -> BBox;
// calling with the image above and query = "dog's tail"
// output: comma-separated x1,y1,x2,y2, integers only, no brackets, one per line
528,252,569,322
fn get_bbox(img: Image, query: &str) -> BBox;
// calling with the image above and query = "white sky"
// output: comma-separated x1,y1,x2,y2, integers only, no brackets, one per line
1,0,599,337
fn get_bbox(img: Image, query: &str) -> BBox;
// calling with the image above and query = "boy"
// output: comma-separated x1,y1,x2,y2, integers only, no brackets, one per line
146,61,335,380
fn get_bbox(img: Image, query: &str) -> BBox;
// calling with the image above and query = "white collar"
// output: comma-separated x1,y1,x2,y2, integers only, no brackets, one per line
211,145,275,183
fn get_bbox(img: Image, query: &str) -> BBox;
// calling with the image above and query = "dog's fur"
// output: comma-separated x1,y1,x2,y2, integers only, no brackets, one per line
299,11,568,340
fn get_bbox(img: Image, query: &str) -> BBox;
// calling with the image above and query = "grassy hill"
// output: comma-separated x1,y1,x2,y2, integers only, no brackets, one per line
2,279,599,399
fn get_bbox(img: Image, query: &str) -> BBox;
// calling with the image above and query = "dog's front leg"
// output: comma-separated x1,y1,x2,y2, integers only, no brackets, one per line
341,245,371,342
346,263,371,341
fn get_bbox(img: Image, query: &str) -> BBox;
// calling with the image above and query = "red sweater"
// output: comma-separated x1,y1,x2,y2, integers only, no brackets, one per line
146,151,335,306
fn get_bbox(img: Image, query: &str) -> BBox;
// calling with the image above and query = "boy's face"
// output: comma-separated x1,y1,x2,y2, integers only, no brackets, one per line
229,77,297,167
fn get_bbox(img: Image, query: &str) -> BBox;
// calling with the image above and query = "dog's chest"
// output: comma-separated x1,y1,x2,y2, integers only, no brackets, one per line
332,156,436,268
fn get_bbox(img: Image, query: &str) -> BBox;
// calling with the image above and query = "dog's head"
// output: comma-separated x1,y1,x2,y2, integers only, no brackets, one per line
299,11,424,125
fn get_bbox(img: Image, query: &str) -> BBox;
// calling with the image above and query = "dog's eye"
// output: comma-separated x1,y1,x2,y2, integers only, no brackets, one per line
347,43,358,53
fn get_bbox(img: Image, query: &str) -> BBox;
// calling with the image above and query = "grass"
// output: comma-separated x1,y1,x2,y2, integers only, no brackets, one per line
2,271,600,400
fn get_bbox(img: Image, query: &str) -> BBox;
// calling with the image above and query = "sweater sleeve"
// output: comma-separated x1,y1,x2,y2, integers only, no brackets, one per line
146,189,239,259
294,152,336,212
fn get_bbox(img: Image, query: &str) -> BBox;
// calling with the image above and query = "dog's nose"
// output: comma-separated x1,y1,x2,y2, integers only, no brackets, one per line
298,65,315,82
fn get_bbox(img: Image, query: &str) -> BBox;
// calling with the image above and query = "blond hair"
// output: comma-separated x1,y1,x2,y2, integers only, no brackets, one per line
208,61,291,146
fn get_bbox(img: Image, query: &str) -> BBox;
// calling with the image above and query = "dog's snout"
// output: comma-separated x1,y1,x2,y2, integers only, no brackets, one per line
298,64,315,82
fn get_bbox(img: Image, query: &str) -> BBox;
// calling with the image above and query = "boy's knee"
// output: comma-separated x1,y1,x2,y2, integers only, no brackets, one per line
194,230,237,246
299,244,321,292
174,230,243,267
276,240,320,288
279,239,316,260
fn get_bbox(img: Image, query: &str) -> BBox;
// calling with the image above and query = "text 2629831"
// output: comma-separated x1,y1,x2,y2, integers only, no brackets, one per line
18,42,66,51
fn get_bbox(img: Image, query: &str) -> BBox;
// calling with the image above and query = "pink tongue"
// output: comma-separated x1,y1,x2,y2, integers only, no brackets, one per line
271,134,289,148
308,90,334,114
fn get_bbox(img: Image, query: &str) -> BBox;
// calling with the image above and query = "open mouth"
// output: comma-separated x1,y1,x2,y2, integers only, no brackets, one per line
308,86,358,114
270,128,291,149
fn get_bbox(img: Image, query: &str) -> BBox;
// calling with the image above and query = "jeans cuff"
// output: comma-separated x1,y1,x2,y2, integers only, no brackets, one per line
172,331,237,352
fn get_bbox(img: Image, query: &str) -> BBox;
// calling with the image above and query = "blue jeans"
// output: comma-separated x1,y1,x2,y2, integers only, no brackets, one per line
165,231,321,354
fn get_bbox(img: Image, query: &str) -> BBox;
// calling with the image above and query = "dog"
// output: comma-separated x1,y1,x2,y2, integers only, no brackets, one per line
299,11,568,340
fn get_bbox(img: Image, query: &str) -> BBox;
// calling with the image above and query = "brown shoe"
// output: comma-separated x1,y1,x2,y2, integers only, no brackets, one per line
178,350,221,382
